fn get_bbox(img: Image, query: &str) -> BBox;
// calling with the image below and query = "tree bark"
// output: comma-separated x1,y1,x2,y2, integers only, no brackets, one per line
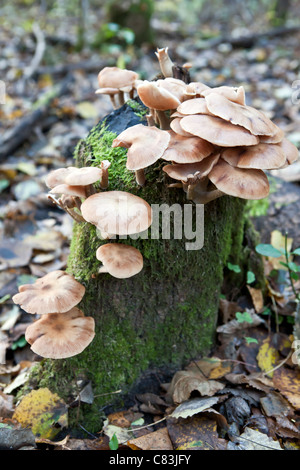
25,101,264,432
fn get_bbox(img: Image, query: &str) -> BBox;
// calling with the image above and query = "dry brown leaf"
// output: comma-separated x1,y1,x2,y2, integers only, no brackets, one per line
168,369,225,404
273,367,300,410
187,356,232,379
247,286,264,312
127,427,173,450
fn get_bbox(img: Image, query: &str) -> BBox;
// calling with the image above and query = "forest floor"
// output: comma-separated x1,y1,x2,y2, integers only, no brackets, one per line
0,1,300,451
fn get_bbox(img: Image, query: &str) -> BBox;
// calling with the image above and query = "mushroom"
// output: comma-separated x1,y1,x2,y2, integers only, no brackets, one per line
161,130,214,164
177,97,211,116
163,152,220,201
204,92,283,138
170,117,193,137
112,124,170,186
12,270,86,315
180,114,259,147
96,67,139,108
201,85,246,105
156,77,187,103
45,167,77,189
25,307,95,359
221,142,287,170
137,81,181,129
184,81,210,99
96,243,143,279
208,158,270,200
80,190,152,238
64,166,102,197
155,47,175,78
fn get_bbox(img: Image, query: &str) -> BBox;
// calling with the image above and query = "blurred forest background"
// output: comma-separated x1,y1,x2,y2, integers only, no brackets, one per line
1,0,300,451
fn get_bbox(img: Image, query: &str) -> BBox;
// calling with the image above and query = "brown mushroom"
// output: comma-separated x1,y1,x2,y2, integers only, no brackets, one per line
205,92,283,138
96,67,139,108
202,85,246,105
221,142,287,170
208,158,270,200
177,98,211,116
161,130,214,164
155,47,175,78
137,81,181,129
45,167,77,189
96,243,143,279
80,190,152,238
170,117,193,137
25,307,95,359
163,153,220,201
12,270,86,315
180,114,259,147
112,124,170,185
99,160,111,189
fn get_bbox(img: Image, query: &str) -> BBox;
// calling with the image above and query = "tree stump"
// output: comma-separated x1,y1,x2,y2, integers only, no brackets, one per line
26,100,264,432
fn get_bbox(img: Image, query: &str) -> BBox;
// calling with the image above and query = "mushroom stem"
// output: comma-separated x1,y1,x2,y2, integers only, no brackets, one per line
192,189,224,204
156,110,170,130
167,183,183,189
129,88,134,100
118,90,125,106
85,184,96,198
146,113,156,127
155,47,174,78
110,95,118,109
100,160,111,189
74,196,82,211
65,208,86,223
135,169,146,186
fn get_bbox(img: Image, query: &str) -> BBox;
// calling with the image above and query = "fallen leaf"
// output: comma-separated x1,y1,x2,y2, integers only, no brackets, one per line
247,286,264,312
12,388,68,439
127,427,173,450
170,396,220,419
256,336,280,377
168,369,225,404
187,356,232,379
273,367,300,410
228,426,282,450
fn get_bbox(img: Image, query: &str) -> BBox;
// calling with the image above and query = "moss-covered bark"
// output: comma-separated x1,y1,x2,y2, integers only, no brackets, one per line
25,102,264,433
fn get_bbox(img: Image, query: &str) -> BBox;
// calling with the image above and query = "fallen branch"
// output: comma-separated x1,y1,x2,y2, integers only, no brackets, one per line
0,73,74,161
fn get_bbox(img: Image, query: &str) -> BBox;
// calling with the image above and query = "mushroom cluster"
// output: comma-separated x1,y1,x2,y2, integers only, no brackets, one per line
111,47,298,203
16,47,298,361
12,270,95,359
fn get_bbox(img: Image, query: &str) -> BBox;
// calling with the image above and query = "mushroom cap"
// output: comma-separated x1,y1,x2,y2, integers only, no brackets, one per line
208,158,270,200
98,67,139,90
202,85,246,105
137,81,181,111
180,114,259,147
64,167,102,186
25,307,95,359
49,184,87,198
45,167,77,189
161,130,214,164
205,92,282,137
12,270,86,315
170,117,193,137
156,77,187,102
177,98,211,116
279,138,299,165
96,243,143,279
163,153,220,183
184,82,210,98
112,124,171,170
81,190,152,236
221,142,287,169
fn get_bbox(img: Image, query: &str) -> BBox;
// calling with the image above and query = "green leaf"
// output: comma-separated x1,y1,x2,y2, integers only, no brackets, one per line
227,262,241,273
245,337,258,344
109,433,119,450
292,248,300,256
0,179,10,193
247,271,256,284
255,244,283,258
11,336,28,350
235,311,254,323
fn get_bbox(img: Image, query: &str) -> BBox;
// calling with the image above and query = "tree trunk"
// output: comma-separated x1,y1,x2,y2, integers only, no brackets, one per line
26,100,264,433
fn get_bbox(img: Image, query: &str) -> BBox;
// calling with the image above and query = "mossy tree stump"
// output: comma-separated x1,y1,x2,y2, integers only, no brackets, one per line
27,100,264,432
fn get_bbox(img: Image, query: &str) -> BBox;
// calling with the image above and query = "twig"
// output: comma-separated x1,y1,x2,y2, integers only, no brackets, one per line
23,23,46,82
